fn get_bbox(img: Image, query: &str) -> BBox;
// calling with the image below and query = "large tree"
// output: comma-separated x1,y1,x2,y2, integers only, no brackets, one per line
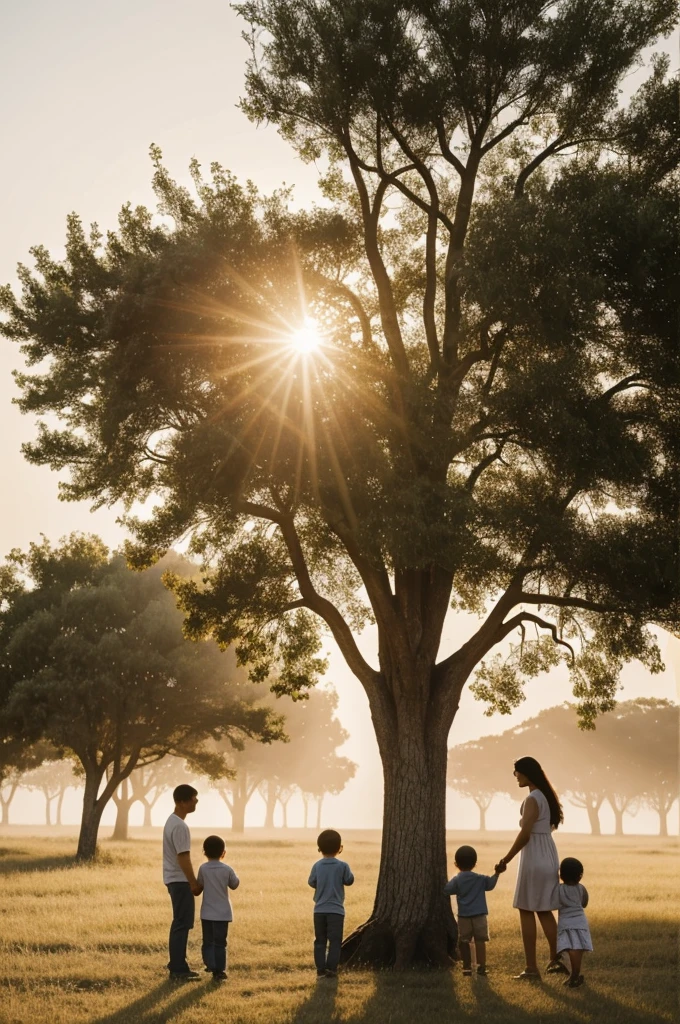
0,537,281,859
2,1,679,963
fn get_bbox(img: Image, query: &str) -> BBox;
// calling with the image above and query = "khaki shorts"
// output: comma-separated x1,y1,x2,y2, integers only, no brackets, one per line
458,915,490,943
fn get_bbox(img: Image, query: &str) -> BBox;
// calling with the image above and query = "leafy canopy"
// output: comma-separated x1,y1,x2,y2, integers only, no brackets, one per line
1,0,679,728
0,536,283,778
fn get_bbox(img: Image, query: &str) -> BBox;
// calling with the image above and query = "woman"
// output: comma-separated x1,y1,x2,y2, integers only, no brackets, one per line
496,756,568,979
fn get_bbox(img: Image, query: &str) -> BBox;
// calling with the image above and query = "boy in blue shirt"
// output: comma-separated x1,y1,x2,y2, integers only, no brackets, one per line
444,845,505,975
308,829,354,979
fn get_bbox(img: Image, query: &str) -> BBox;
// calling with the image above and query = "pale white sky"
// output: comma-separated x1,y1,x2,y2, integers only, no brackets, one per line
1,1,678,833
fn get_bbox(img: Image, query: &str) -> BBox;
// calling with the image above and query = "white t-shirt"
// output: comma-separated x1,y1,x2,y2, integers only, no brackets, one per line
163,813,191,884
197,860,240,921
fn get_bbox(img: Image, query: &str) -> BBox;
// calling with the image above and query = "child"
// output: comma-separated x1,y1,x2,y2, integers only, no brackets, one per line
308,829,354,979
444,845,505,976
554,857,592,989
195,834,240,981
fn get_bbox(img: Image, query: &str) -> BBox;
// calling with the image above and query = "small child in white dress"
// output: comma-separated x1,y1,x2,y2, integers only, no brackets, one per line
554,857,592,989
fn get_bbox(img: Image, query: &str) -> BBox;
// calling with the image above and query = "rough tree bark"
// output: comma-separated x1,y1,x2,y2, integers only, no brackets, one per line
76,749,142,860
341,670,461,968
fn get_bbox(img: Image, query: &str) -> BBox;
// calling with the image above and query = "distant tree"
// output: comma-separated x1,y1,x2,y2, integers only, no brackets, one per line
494,703,612,834
633,699,679,836
112,757,191,837
452,699,678,835
22,756,80,826
214,687,355,831
0,739,45,825
293,689,356,829
447,735,510,831
3,0,679,964
111,756,207,840
0,536,282,860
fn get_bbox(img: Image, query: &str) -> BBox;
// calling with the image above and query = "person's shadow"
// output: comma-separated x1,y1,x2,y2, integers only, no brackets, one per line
288,964,672,1024
89,978,210,1024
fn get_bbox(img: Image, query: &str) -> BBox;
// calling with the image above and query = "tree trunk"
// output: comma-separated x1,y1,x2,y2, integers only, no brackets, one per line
1,784,18,825
613,806,624,836
43,787,52,826
341,710,457,968
112,779,133,841
316,793,323,830
473,798,488,832
142,799,152,828
658,806,668,837
263,781,277,828
280,799,289,828
56,787,66,826
76,770,107,861
302,795,308,829
230,779,248,834
586,803,601,836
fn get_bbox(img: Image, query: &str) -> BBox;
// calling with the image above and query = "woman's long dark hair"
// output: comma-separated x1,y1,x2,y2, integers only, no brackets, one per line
514,756,564,829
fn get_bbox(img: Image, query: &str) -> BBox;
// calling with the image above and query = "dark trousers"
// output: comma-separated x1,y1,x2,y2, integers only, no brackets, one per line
313,912,344,973
201,919,229,974
166,882,195,973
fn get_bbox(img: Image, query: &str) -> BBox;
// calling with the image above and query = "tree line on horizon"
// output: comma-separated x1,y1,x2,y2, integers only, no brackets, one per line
0,536,354,853
448,699,678,836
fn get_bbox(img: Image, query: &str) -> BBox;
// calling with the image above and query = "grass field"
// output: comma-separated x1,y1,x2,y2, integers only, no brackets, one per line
0,828,677,1024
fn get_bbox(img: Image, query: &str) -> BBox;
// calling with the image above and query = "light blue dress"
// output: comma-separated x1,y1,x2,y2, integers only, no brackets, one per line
512,789,560,912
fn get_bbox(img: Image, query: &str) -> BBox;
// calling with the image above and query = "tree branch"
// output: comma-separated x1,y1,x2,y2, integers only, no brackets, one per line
276,513,381,693
343,134,411,381
435,118,466,177
519,592,618,614
498,611,576,663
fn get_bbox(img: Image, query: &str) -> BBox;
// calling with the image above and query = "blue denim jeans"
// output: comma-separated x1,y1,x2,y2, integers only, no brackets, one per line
167,882,195,973
201,919,229,974
313,912,344,973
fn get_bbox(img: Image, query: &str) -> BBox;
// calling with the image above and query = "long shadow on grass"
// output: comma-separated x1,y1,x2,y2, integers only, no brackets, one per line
89,979,211,1024
290,964,674,1024
0,853,78,873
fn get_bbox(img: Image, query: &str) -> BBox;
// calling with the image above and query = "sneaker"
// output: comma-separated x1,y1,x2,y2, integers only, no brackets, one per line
212,971,227,981
325,970,338,978
316,971,327,980
476,965,488,976
169,970,201,981
462,968,472,976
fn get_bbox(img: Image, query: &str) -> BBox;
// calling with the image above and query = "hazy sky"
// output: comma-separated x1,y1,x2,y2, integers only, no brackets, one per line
1,1,678,832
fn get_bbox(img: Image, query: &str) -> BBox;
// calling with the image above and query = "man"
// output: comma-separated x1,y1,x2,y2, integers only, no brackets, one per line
163,783,200,979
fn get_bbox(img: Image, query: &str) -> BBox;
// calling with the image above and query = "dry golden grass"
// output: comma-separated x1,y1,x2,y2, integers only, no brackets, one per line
0,828,677,1024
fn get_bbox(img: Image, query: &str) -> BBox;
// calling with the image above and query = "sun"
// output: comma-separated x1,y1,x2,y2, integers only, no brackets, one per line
291,317,322,354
